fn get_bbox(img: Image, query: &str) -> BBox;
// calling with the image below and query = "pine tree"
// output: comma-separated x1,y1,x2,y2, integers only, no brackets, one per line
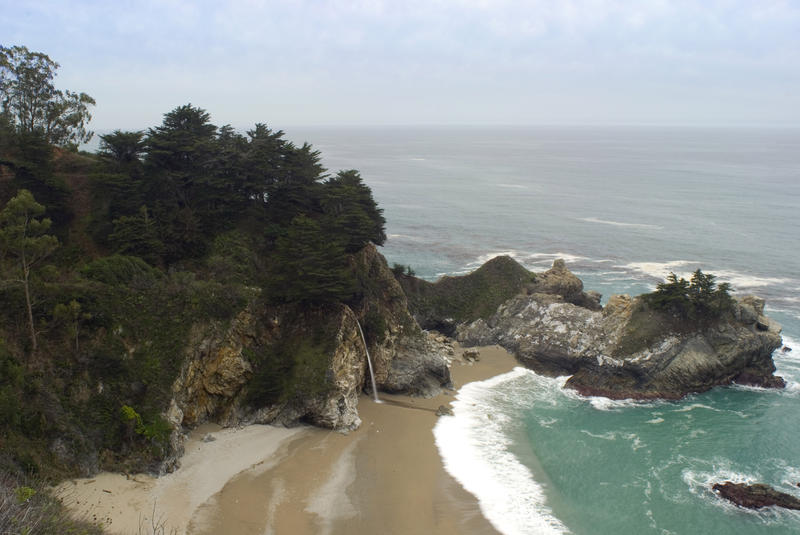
266,214,355,304
0,189,59,351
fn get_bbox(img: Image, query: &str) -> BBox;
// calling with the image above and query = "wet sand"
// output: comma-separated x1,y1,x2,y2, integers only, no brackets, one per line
59,345,518,534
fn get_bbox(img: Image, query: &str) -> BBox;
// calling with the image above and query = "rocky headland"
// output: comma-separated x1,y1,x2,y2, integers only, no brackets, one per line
403,257,784,400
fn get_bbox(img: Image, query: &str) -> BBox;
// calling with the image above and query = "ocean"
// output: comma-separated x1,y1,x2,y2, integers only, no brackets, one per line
287,126,800,535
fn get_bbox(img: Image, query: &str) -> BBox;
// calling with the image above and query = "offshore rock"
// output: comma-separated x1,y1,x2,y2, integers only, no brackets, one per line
457,262,783,399
713,482,800,510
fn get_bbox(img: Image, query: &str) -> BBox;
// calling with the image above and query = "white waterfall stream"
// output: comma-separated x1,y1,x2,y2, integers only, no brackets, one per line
355,319,380,403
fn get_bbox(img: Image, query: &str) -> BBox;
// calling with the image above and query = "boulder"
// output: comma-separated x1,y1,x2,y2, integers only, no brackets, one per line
528,258,583,299
463,348,481,362
381,331,452,397
712,482,800,510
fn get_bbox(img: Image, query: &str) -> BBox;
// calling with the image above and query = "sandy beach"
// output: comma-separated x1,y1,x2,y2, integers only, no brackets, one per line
58,344,518,534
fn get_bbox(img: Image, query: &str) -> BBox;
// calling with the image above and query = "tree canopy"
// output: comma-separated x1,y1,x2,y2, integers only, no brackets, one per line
85,103,387,302
0,189,59,351
644,269,734,319
0,45,95,146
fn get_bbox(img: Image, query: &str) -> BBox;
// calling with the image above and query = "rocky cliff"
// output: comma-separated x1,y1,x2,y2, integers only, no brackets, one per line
161,244,451,470
457,260,784,399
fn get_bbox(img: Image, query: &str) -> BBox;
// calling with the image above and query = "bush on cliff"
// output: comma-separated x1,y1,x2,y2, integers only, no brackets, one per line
614,270,735,357
643,270,733,320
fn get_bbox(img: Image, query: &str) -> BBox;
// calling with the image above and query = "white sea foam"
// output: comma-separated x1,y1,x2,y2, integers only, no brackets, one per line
646,417,664,424
523,252,589,265
682,463,759,497
581,430,618,441
673,403,721,413
713,270,792,289
589,396,657,411
620,261,794,292
433,368,570,535
386,233,425,242
579,217,663,230
622,260,697,280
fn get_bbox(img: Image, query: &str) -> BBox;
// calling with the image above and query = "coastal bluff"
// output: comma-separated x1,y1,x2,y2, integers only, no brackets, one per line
162,243,452,470
401,257,784,400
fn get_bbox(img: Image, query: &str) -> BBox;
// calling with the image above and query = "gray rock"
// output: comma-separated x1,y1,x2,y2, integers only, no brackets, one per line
436,405,454,416
382,331,452,397
457,291,784,400
463,348,481,362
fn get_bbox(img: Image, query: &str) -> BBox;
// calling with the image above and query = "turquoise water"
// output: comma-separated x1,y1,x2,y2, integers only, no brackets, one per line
288,126,800,534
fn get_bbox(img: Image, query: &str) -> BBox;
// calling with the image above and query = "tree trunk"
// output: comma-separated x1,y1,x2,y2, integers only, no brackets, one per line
22,267,36,352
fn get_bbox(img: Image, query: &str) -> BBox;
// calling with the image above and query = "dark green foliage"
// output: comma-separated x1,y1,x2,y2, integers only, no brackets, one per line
643,269,734,320
108,207,164,264
8,132,73,233
0,340,23,429
399,255,535,333
321,170,386,253
615,271,736,356
362,309,387,344
246,308,337,407
80,254,159,285
391,263,415,277
98,130,146,164
205,230,258,285
265,215,356,304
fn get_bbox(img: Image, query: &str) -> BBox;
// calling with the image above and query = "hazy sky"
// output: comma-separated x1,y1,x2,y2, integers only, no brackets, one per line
3,0,799,130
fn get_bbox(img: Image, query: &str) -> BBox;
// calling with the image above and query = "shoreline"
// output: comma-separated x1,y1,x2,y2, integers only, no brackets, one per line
58,344,518,534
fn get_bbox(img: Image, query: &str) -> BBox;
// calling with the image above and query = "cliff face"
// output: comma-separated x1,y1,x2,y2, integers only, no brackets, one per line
348,244,452,396
457,262,784,399
163,244,450,469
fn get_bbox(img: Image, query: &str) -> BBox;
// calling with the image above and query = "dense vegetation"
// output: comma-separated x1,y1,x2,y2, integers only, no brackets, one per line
613,270,735,356
397,255,535,335
643,270,733,319
0,43,387,501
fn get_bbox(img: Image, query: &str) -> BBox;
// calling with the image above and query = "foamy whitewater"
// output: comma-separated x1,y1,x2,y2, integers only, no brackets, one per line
288,126,800,534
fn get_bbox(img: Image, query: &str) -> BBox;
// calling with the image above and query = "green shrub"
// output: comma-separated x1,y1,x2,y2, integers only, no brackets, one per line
81,254,159,285
643,269,734,320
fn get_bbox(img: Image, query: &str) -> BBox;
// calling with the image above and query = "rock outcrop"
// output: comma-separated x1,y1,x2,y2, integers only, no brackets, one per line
348,244,452,397
457,260,783,399
396,255,536,335
713,482,800,510
163,243,451,468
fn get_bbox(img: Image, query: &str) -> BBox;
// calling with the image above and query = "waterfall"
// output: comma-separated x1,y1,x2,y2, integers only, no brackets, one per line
355,318,381,403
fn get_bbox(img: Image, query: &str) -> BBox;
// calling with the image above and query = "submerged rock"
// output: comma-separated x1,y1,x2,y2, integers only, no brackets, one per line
712,482,800,510
457,259,783,400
